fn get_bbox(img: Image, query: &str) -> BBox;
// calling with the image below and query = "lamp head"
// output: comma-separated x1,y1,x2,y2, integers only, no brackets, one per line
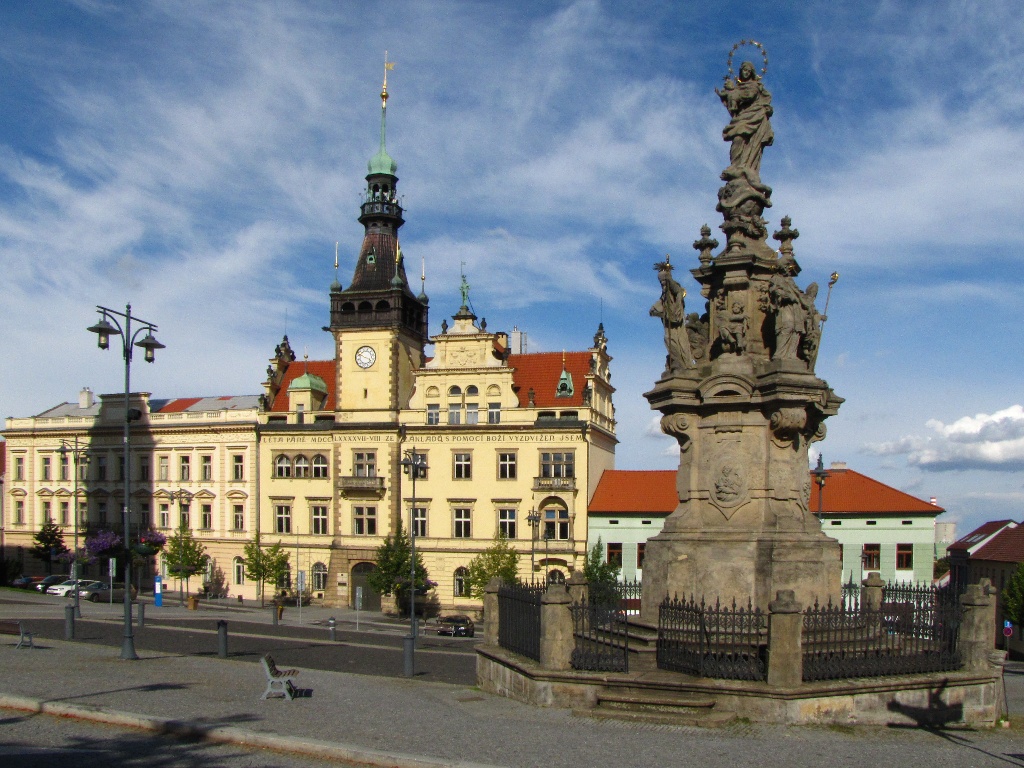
87,316,120,350
136,330,165,363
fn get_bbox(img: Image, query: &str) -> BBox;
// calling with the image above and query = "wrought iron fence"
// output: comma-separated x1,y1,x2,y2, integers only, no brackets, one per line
498,582,542,661
657,596,768,681
571,600,629,672
841,578,860,609
802,582,962,682
588,578,643,615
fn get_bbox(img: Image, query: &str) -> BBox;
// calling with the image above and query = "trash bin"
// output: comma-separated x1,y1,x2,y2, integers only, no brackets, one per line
276,603,285,620
187,595,200,610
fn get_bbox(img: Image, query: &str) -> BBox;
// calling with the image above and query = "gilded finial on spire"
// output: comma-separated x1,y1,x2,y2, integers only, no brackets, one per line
382,50,395,108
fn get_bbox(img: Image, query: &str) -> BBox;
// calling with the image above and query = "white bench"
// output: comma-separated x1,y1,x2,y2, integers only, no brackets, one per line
260,653,299,700
0,620,34,649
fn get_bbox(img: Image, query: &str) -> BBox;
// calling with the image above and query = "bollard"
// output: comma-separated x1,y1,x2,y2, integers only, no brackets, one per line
64,604,75,640
272,604,279,626
217,620,228,658
327,616,337,642
138,602,146,629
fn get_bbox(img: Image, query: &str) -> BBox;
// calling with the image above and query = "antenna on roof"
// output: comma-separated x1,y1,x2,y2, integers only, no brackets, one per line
284,308,288,338
334,241,339,276
303,349,309,374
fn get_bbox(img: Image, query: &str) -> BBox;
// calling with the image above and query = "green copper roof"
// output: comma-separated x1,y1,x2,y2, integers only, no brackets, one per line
367,100,397,176
288,372,328,393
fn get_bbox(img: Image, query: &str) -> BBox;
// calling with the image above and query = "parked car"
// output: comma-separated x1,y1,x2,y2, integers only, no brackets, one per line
47,579,89,597
36,575,70,592
436,615,475,637
76,581,138,603
10,576,43,589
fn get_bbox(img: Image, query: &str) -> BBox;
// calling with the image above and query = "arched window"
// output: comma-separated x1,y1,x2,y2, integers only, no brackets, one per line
312,454,328,479
547,569,565,585
274,455,292,478
486,385,501,397
454,567,469,598
312,562,328,592
447,386,462,396
233,557,245,585
425,386,440,398
466,385,479,396
293,455,310,478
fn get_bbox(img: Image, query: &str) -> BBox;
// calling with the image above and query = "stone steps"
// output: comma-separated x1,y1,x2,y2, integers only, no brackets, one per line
578,689,735,728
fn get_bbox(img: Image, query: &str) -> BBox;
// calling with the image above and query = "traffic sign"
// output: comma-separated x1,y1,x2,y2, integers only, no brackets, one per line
1006,620,1013,629
1004,627,1014,637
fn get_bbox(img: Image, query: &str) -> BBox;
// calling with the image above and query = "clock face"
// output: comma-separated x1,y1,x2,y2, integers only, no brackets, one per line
355,346,376,369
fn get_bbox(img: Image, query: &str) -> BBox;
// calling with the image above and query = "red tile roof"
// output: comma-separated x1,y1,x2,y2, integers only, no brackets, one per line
508,352,592,408
589,470,678,514
971,525,1024,563
158,397,203,413
268,360,336,412
588,467,943,517
810,469,944,515
948,519,1017,553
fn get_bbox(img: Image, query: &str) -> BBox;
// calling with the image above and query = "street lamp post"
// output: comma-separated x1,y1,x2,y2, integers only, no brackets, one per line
88,303,164,660
399,447,427,677
526,510,540,578
812,454,828,519
58,438,89,618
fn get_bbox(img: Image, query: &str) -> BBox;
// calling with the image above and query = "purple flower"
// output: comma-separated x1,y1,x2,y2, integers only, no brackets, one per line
138,530,167,549
85,530,123,557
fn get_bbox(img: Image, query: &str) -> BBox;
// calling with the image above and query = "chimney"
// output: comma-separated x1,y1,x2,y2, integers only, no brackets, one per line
79,387,94,409
829,461,848,471
930,497,938,506
510,327,528,354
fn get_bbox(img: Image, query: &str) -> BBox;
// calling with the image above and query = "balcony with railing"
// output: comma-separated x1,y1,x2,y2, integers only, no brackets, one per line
338,475,386,498
532,476,576,493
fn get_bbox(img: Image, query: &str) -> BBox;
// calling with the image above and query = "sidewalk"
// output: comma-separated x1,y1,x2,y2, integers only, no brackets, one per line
4,593,1024,767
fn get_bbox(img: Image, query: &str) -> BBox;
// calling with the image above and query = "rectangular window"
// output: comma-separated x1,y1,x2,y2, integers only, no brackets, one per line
544,508,570,540
232,454,245,480
354,506,377,536
60,501,70,526
139,455,150,481
498,452,517,480
159,504,169,529
465,403,479,425
448,405,461,425
158,456,169,481
454,453,472,480
201,504,213,529
412,506,427,538
201,455,213,481
637,543,646,570
312,505,329,535
896,543,914,570
488,403,501,424
97,456,107,481
454,508,472,538
354,452,376,478
15,500,24,524
179,455,190,481
312,455,329,478
541,452,575,479
426,404,440,425
607,542,623,568
232,504,245,531
14,457,24,481
42,500,52,522
59,454,70,481
863,543,881,571
98,501,108,525
275,504,291,534
499,508,516,539
41,456,52,482
139,503,150,530
179,504,190,530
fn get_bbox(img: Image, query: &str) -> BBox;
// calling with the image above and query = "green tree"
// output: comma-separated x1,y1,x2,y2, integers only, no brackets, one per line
30,520,69,575
242,533,290,606
1003,563,1024,627
366,521,430,611
465,533,519,598
165,524,208,597
583,537,620,584
934,556,951,580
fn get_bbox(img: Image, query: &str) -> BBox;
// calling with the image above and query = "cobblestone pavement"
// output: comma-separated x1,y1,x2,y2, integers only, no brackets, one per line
4,589,1024,767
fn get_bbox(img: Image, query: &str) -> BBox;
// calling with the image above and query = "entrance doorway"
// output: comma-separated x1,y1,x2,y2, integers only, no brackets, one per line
350,562,381,611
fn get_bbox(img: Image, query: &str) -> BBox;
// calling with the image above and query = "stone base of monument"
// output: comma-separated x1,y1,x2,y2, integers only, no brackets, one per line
638,532,843,624
476,642,1004,727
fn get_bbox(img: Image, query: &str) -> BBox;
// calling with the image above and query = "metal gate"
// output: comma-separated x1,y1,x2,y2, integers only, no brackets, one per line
571,600,629,672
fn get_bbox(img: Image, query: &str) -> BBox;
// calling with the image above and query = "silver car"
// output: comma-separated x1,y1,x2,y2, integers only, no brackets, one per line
47,579,89,597
76,581,138,603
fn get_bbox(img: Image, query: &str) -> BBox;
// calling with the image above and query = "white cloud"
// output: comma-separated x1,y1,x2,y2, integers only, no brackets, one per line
866,405,1024,471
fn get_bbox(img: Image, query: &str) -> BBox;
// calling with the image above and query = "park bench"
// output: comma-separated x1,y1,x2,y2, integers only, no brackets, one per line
260,653,299,700
0,620,34,649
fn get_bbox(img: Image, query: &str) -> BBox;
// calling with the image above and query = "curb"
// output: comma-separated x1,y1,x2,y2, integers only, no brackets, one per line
0,693,503,768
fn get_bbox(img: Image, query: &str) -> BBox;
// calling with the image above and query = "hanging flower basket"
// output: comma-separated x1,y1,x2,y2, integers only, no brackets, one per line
132,543,159,557
135,530,166,557
85,530,123,559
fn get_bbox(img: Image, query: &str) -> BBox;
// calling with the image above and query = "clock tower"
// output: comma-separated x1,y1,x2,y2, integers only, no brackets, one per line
328,68,429,422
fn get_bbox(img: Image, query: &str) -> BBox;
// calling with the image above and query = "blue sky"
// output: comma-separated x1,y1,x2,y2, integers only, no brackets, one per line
2,1,1022,537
